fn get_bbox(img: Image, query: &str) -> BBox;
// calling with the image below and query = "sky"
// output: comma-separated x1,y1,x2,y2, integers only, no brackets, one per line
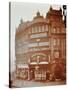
10,2,62,72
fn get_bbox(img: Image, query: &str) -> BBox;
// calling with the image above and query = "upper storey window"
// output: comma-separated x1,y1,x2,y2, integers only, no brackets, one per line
35,26,38,33
38,26,41,32
42,25,45,32
61,27,66,33
54,51,59,58
51,27,56,33
32,27,35,33
52,27,61,34
53,38,60,46
45,25,48,31
53,27,56,33
28,42,49,47
30,33,47,38
57,27,60,33
30,25,49,34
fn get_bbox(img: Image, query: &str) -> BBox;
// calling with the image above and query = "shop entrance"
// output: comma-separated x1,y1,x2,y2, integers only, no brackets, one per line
29,65,47,81
29,53,49,81
30,68,35,80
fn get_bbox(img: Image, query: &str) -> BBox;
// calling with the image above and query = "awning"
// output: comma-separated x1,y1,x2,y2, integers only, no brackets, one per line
39,61,49,64
30,61,49,65
17,64,29,68
30,62,37,65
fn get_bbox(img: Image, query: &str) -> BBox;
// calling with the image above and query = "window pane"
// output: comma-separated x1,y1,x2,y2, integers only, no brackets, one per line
38,26,41,32
45,25,48,31
52,28,56,33
54,51,59,58
57,27,60,33
28,43,38,47
53,39,56,45
35,26,37,33
32,27,34,33
30,33,47,38
39,42,49,46
42,26,45,32
57,39,60,46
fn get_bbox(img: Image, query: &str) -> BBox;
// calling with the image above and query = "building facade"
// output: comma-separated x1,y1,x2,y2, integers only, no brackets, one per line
15,7,66,81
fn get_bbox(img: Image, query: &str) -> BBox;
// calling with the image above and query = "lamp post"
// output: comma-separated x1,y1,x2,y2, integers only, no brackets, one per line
63,5,67,28
36,39,40,63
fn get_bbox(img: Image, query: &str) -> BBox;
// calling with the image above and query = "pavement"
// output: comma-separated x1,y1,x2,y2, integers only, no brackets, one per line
12,79,66,88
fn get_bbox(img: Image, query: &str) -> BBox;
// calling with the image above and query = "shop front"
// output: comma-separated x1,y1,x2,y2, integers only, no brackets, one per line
29,61,49,81
16,64,29,80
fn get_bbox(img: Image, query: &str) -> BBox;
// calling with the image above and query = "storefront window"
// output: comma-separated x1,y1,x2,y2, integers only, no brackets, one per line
35,69,46,80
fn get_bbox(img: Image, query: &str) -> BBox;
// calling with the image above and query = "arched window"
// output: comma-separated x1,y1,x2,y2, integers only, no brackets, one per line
52,27,56,33
57,27,60,33
42,25,45,32
54,51,59,58
45,25,48,31
38,26,41,32
32,27,34,33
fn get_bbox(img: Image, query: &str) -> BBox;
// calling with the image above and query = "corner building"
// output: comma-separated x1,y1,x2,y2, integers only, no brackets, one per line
15,7,66,81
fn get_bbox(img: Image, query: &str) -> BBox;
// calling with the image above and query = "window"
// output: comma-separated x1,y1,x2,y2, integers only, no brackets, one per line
28,29,31,34
62,39,66,58
54,51,59,58
52,27,56,33
61,27,65,33
42,25,45,32
38,26,41,32
53,39,56,46
32,27,34,33
57,39,60,46
39,42,49,46
29,47,49,52
45,25,48,31
35,26,38,33
28,43,38,47
53,39,60,46
57,27,60,33
28,42,49,48
30,33,47,38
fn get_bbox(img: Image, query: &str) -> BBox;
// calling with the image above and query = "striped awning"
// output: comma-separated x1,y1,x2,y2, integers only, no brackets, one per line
30,62,37,65
39,61,49,64
17,64,29,68
30,61,49,65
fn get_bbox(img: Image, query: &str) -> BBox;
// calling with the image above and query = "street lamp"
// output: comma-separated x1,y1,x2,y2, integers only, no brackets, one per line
37,55,40,64
63,5,67,27
36,39,40,63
